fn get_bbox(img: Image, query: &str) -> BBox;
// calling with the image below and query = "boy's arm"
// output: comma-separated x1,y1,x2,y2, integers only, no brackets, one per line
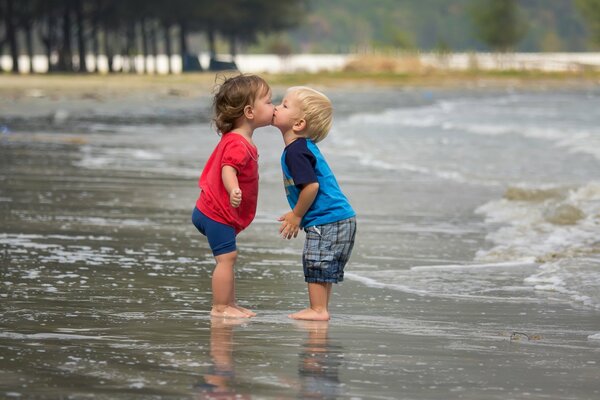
222,165,242,208
279,182,319,239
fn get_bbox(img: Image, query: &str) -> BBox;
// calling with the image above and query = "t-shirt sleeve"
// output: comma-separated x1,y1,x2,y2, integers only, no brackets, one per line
285,143,317,187
221,141,250,172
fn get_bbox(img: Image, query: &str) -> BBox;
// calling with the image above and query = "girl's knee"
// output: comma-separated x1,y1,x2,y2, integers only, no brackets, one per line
215,250,238,265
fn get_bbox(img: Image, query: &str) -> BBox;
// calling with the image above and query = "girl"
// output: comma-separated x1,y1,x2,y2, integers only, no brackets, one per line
193,74,273,318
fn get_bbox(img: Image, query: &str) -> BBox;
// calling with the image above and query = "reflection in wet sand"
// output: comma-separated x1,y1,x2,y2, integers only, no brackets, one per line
295,321,344,399
194,318,250,400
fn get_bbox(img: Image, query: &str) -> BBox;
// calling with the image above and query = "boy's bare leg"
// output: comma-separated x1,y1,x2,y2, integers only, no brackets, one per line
211,251,250,318
289,282,331,321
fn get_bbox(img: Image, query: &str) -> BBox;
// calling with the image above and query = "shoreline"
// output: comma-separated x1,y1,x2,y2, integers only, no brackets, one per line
1,70,600,100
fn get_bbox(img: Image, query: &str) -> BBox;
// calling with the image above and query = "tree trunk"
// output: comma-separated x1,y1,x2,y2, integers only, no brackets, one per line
5,0,19,73
25,23,34,73
74,0,87,72
150,20,158,73
58,0,73,72
207,26,216,60
141,18,149,73
91,16,99,73
179,22,186,72
40,13,56,73
126,23,136,73
229,35,236,58
179,20,188,58
164,24,172,74
102,25,112,73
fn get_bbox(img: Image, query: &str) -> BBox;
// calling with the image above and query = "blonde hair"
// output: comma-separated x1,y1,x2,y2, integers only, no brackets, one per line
287,86,333,143
212,74,271,134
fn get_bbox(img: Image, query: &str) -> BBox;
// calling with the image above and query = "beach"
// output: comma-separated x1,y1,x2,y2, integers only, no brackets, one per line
1,73,600,399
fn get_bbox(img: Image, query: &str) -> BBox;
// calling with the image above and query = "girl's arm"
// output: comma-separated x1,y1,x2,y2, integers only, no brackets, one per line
222,165,242,207
278,182,319,239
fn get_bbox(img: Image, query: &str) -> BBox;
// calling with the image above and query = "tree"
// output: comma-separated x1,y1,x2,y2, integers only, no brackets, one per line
2,0,20,73
469,0,527,51
575,0,600,47
1,0,307,74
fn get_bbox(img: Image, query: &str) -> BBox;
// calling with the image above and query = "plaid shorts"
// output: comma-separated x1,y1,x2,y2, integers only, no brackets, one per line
302,217,356,283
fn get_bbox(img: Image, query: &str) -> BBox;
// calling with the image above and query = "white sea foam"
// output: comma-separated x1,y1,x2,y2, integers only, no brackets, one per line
345,263,544,303
54,215,152,227
0,233,112,242
410,260,536,271
0,331,130,341
476,183,600,261
475,182,600,309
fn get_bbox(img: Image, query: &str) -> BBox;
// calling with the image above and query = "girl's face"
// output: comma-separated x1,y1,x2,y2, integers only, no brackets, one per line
251,88,274,128
272,91,303,133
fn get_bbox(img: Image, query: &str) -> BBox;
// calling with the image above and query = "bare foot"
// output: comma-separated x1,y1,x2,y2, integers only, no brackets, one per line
211,305,250,318
288,308,330,321
232,304,256,317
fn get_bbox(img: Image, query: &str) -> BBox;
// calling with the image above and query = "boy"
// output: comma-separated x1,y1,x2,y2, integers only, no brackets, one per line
272,86,357,321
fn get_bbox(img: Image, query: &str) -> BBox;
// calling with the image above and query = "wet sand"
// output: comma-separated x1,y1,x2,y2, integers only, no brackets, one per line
2,76,600,399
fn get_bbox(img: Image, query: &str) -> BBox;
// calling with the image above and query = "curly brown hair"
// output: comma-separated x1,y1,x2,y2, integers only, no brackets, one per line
212,74,271,134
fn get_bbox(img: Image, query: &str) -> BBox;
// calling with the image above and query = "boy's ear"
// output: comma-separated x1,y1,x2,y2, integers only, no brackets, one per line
292,118,306,133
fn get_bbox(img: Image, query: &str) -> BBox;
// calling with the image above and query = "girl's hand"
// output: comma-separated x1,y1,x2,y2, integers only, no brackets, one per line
230,188,242,208
278,212,301,239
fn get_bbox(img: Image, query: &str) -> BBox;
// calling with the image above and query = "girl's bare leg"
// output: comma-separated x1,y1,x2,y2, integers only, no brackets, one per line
229,256,256,317
211,251,251,318
288,282,331,321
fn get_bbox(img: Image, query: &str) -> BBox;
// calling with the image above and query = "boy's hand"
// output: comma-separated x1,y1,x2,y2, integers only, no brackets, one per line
278,211,301,239
230,188,242,208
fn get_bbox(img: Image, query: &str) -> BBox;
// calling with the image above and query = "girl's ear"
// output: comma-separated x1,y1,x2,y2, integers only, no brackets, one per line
243,105,254,119
292,118,306,133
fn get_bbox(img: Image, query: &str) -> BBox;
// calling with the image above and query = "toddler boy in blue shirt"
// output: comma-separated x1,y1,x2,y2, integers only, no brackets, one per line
272,86,357,321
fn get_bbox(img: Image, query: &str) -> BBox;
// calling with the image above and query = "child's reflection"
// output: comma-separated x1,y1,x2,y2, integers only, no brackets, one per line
296,320,344,399
194,317,249,400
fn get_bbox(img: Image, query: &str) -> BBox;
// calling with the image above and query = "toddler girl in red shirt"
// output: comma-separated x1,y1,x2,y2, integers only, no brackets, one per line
192,74,273,318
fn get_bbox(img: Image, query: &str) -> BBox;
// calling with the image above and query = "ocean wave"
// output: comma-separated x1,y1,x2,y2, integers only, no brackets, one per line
344,265,545,303
476,182,600,262
588,333,600,341
337,93,600,164
475,182,600,309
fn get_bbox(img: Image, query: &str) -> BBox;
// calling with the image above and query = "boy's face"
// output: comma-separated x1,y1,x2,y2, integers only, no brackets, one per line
272,91,303,134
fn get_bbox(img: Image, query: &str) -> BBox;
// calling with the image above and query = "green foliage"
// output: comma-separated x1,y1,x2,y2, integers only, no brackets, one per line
283,0,588,52
575,0,600,47
469,0,528,51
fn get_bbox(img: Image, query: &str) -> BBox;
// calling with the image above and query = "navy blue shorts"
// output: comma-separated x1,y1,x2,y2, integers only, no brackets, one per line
192,208,236,256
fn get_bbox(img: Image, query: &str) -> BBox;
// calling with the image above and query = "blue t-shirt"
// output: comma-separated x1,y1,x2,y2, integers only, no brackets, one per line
281,138,355,228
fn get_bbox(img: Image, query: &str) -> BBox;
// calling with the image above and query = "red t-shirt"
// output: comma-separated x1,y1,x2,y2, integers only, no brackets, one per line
196,133,259,233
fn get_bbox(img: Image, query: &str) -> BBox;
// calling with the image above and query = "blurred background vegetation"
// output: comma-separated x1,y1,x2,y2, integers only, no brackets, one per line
269,0,600,53
1,0,600,74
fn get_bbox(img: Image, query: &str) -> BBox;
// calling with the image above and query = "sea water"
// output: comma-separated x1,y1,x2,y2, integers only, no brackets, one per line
4,87,599,326
2,85,600,398
324,89,600,312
